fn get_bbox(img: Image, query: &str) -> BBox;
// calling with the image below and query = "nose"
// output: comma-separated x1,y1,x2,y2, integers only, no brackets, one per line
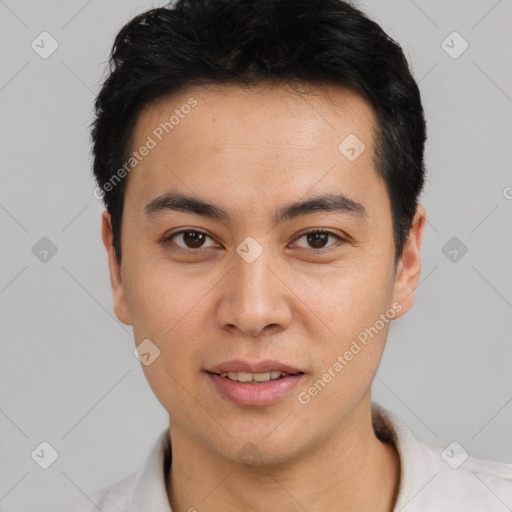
215,244,292,337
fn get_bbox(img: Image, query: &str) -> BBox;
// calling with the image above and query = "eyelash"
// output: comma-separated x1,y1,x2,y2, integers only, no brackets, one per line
163,227,346,253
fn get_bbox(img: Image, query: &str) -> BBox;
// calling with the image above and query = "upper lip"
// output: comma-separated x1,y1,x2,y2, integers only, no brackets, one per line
207,359,304,375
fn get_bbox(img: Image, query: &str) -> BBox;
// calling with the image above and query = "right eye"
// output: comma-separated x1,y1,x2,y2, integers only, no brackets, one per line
163,229,220,251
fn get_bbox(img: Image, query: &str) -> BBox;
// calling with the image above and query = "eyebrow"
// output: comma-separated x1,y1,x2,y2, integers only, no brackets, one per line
144,190,368,224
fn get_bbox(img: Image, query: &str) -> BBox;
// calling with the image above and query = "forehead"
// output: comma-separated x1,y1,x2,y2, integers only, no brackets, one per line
135,81,375,152
125,82,388,225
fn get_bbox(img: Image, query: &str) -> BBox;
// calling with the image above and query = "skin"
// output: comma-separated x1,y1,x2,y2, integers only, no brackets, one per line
101,81,426,512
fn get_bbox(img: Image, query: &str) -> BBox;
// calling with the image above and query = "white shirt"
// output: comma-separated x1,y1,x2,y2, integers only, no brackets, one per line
63,402,512,511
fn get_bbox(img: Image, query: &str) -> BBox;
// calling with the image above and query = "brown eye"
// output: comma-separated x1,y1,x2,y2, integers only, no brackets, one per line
182,231,206,248
294,229,344,251
306,232,329,249
165,229,217,250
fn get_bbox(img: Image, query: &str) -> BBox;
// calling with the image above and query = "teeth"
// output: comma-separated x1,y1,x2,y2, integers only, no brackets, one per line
253,372,271,382
219,371,292,382
238,372,252,382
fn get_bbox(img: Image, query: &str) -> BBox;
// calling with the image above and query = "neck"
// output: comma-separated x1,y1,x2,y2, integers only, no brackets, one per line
166,396,400,512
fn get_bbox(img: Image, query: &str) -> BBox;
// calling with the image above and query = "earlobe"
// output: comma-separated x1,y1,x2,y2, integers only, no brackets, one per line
391,204,427,319
101,210,133,326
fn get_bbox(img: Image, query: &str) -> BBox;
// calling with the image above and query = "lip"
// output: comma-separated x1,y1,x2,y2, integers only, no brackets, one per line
205,359,305,407
207,372,305,407
207,359,303,375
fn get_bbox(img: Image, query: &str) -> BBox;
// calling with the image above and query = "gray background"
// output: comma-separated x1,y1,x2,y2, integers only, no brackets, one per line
0,0,511,510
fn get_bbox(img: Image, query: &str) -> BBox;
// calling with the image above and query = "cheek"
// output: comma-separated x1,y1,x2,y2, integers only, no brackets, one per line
293,259,393,398
127,264,208,413
124,259,214,371
295,261,392,338
123,256,201,335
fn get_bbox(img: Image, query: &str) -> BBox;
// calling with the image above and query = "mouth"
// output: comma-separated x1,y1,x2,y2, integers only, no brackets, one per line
208,370,304,384
205,360,306,407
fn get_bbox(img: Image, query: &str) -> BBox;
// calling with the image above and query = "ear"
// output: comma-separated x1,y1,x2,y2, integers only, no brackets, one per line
391,204,427,319
101,210,132,326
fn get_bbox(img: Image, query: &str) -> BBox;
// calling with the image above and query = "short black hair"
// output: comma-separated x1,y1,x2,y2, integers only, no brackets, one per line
92,0,427,265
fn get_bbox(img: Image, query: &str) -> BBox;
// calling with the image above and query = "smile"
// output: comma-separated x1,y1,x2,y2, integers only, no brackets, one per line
217,371,303,383
207,371,305,407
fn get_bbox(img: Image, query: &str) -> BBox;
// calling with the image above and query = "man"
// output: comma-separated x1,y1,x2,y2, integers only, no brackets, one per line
67,0,512,510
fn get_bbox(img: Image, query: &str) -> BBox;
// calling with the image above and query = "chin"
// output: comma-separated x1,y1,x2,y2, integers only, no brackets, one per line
213,431,304,467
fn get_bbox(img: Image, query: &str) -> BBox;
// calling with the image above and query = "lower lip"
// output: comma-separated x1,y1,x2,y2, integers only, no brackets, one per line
207,372,304,407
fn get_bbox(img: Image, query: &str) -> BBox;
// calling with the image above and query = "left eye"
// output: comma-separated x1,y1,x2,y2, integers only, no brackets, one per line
294,230,343,250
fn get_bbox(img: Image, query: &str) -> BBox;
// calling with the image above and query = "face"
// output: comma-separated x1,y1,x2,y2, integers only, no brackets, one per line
102,82,425,465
